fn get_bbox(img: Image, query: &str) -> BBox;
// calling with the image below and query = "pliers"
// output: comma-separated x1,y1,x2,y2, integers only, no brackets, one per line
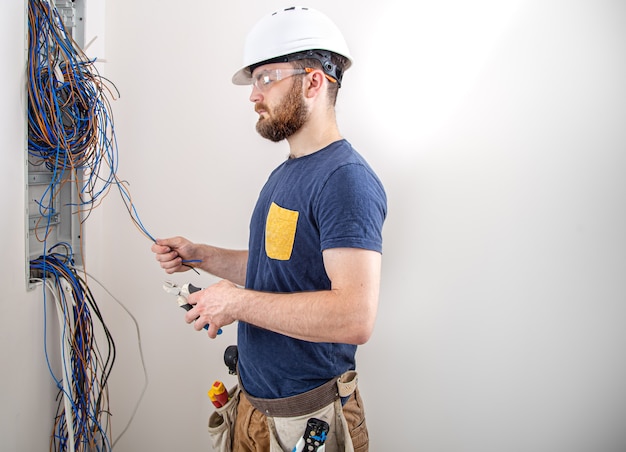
162,281,223,334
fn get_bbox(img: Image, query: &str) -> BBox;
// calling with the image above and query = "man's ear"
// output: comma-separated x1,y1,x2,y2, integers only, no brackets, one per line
304,70,325,99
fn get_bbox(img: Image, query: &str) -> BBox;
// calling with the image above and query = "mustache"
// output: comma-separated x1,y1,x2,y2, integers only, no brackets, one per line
255,104,269,114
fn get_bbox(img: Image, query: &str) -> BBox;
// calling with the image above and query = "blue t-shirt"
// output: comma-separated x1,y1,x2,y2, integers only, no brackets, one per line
239,139,387,399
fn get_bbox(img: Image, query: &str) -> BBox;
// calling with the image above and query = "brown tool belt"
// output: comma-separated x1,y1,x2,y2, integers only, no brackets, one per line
239,370,358,418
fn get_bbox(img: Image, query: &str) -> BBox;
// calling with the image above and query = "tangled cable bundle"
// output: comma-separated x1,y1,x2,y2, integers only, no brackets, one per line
28,0,118,218
27,1,153,450
31,243,149,452
31,244,116,451
28,0,155,241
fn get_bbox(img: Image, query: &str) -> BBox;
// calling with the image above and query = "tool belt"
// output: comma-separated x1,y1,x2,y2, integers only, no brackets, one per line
240,370,358,418
246,371,359,452
208,372,358,451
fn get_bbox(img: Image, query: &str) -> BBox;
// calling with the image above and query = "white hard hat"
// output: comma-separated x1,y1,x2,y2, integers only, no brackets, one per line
232,6,352,86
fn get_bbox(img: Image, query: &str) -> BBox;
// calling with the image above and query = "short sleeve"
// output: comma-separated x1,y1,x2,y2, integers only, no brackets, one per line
316,163,387,253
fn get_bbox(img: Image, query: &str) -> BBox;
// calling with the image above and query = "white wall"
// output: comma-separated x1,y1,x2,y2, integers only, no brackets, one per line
2,0,625,451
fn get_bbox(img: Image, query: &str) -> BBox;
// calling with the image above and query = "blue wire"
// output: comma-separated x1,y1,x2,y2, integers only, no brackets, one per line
29,2,156,447
32,247,113,452
28,0,157,243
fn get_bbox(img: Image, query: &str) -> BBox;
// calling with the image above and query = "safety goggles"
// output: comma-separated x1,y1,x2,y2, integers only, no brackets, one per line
251,67,337,92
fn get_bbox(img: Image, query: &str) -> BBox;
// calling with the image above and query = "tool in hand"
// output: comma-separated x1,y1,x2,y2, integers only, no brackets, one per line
208,380,229,408
162,281,223,334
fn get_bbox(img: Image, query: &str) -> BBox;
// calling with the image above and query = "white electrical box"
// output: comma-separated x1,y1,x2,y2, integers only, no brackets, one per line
26,0,86,288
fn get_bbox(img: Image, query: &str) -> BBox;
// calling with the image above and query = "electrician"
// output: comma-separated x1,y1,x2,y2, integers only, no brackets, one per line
152,6,387,451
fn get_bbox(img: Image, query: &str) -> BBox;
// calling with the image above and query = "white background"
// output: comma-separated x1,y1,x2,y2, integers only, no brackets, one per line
2,1,625,451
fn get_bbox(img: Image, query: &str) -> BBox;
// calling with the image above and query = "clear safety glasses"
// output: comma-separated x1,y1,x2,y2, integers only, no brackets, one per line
250,67,337,92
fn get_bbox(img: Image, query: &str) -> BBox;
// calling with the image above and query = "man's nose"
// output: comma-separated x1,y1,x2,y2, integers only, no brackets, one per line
249,85,263,103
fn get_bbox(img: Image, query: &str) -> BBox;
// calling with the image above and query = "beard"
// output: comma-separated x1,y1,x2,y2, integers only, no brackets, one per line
255,79,308,142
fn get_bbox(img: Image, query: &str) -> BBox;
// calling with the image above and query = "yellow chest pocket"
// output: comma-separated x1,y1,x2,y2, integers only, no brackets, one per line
265,202,299,261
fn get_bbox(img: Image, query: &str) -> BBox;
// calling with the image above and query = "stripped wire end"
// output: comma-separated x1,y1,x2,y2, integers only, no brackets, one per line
181,259,202,275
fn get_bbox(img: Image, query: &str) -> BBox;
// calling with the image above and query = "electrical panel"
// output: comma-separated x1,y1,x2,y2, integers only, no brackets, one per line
52,0,85,46
26,0,86,289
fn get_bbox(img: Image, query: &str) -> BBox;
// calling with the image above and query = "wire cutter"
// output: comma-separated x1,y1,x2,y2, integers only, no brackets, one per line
162,281,222,334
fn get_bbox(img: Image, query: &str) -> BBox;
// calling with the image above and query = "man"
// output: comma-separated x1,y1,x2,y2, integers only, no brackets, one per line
152,6,387,451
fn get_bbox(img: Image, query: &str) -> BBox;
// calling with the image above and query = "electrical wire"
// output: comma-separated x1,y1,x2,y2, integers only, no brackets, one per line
27,1,155,450
31,245,115,452
28,0,156,243
31,248,150,451
81,271,149,449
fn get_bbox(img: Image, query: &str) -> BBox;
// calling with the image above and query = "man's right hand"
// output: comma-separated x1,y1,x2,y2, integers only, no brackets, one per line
152,236,198,274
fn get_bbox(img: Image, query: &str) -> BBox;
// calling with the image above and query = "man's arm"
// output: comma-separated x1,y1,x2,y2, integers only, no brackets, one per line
152,236,248,286
188,247,382,344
